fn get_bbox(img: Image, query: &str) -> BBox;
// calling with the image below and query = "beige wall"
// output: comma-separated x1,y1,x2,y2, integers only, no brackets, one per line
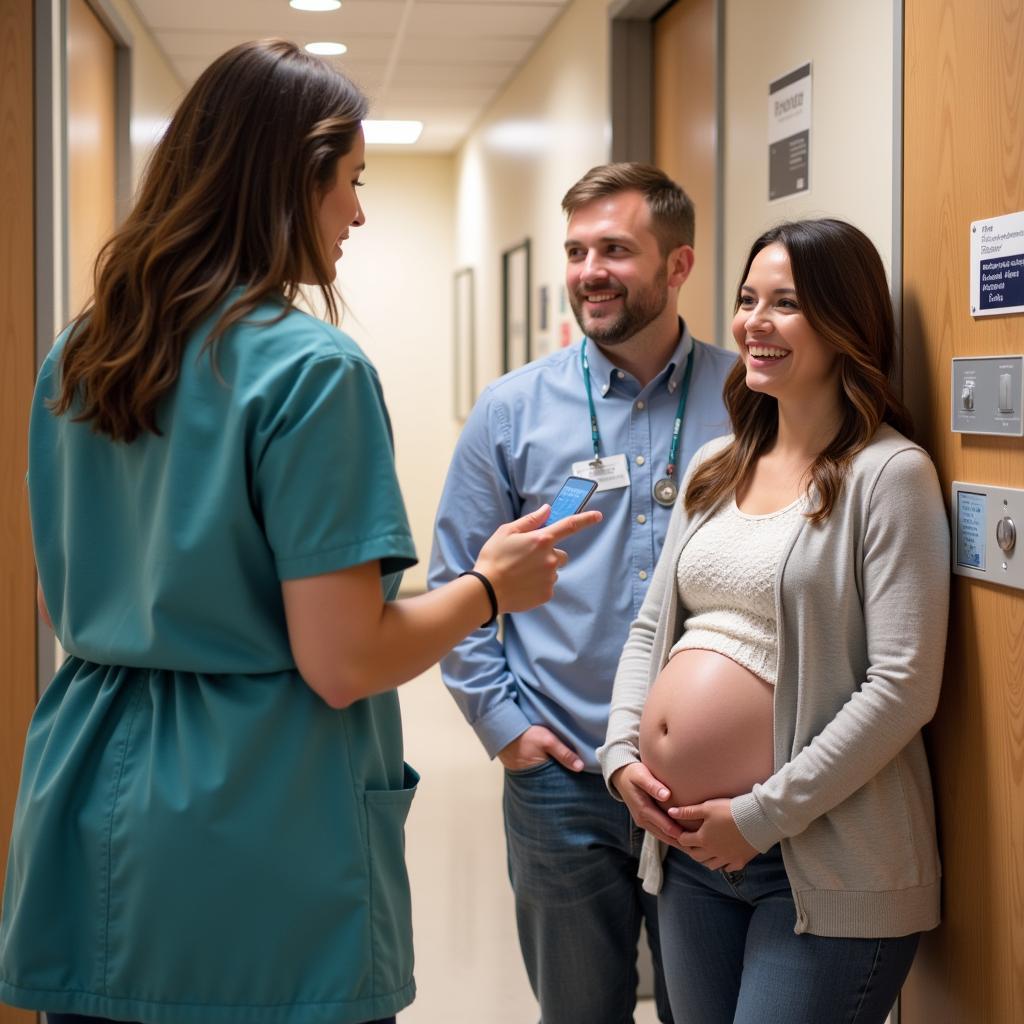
454,0,611,388
721,0,895,342
339,154,457,591
106,0,183,190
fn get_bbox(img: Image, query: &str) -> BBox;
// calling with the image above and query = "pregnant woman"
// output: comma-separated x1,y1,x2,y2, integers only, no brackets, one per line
598,219,949,1024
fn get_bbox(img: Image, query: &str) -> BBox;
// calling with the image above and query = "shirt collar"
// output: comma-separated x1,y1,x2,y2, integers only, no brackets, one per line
665,319,695,393
584,318,694,398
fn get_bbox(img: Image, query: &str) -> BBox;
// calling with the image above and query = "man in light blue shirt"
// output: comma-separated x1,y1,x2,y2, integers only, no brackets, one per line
429,164,735,1023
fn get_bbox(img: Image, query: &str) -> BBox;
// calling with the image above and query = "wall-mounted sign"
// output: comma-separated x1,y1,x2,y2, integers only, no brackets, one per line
768,63,811,201
970,211,1024,317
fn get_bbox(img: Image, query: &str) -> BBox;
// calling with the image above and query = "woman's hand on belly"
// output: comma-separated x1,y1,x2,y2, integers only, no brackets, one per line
610,762,684,846
671,797,758,872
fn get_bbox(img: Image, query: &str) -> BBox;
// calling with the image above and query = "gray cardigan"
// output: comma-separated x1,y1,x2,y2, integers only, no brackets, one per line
597,426,949,938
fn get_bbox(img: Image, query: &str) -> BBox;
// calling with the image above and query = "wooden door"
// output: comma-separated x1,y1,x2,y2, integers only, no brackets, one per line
0,0,38,1020
902,0,1024,1020
652,0,719,345
66,0,117,318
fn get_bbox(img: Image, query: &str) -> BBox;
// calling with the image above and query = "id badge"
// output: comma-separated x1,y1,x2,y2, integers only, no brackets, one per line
571,452,631,492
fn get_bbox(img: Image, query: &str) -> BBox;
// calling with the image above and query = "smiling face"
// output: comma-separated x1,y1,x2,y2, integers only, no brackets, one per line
564,190,687,347
313,128,367,281
733,243,840,403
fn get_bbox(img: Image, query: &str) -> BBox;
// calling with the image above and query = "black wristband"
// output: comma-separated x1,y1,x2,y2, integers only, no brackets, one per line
458,570,499,628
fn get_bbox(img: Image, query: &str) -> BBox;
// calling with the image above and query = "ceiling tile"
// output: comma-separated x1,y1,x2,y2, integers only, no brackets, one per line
132,0,406,36
387,62,515,88
392,33,533,64
405,2,564,37
155,29,397,63
130,0,573,154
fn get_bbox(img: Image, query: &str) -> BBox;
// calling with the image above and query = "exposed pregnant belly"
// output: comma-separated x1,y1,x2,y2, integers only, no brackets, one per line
639,649,774,821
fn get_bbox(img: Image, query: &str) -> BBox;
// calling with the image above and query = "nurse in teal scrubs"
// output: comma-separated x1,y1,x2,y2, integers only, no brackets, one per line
0,39,599,1024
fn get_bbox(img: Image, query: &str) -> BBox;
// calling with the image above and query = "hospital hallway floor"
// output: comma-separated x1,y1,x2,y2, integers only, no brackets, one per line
398,666,661,1024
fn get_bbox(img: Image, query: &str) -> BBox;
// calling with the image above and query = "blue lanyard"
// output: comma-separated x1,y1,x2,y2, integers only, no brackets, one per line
580,338,694,478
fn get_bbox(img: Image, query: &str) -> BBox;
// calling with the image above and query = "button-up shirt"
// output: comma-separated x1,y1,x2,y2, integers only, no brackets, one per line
428,322,736,771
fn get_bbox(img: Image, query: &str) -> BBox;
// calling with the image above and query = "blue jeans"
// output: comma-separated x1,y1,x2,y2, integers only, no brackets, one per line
657,845,920,1024
503,760,673,1024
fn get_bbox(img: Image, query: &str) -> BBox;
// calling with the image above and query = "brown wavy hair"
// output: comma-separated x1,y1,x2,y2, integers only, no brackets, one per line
52,39,368,441
685,218,912,524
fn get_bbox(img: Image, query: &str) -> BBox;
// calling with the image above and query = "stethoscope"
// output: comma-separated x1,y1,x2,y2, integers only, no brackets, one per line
580,337,695,507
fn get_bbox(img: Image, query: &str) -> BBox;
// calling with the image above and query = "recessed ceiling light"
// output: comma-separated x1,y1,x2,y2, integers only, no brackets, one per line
363,120,424,145
290,1,341,11
305,41,348,56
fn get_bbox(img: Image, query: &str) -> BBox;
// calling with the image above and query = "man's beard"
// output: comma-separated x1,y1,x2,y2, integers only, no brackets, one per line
569,267,669,346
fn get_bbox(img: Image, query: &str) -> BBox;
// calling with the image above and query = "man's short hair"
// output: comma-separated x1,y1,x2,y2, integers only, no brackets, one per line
561,162,695,254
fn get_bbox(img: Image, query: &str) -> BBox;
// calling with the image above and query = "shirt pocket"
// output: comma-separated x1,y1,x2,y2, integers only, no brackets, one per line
364,761,419,995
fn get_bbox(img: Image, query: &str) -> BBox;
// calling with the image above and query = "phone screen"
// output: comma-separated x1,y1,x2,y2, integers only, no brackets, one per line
546,476,598,526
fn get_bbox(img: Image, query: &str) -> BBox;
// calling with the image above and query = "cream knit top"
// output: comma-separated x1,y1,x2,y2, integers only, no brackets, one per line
669,496,806,684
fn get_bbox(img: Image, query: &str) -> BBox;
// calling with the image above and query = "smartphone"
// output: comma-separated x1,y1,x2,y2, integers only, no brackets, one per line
545,475,598,526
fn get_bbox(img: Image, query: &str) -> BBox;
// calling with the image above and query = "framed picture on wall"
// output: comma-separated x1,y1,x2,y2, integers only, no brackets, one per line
502,239,531,374
453,267,476,421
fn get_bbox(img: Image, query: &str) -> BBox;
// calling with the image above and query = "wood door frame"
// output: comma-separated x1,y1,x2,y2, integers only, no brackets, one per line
900,0,1024,1017
58,0,133,327
35,0,58,693
891,0,905,402
2,0,38,1018
608,0,727,344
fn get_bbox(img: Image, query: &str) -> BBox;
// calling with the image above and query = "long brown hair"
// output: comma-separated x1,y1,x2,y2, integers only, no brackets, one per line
685,218,912,523
53,39,368,442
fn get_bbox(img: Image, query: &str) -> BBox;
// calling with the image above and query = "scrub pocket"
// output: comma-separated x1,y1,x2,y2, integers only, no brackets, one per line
364,762,419,995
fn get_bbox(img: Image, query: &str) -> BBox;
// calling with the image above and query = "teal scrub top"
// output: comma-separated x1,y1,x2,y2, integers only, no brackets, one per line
0,300,420,1024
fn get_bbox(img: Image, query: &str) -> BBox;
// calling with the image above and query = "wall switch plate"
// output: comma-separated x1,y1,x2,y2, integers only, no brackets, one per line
951,482,1024,591
951,356,1024,435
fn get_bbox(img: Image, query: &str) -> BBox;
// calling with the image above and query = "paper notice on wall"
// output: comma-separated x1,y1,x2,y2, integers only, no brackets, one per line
970,210,1024,317
768,63,811,201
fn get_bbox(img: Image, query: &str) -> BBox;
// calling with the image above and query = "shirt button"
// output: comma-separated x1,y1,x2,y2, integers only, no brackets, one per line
636,514,646,524
635,455,645,466
638,569,648,581
636,400,645,410
616,370,625,379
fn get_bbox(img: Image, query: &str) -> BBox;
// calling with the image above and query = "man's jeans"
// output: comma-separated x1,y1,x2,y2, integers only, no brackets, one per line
503,759,673,1024
657,844,920,1024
